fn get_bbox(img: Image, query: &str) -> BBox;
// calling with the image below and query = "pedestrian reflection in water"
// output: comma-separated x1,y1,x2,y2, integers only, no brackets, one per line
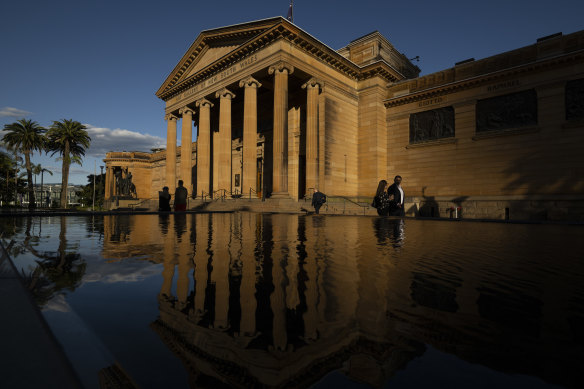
373,217,405,248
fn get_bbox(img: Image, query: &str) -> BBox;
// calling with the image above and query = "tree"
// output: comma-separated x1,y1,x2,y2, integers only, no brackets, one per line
46,119,91,208
77,173,105,208
0,149,17,204
2,119,47,209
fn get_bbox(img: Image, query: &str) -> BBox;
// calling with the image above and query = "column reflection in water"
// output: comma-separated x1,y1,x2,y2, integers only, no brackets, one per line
192,213,209,317
239,212,257,336
210,213,230,330
175,214,192,310
150,213,583,388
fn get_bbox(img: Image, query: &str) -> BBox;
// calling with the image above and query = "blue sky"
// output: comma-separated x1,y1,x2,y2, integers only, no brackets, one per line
1,0,583,185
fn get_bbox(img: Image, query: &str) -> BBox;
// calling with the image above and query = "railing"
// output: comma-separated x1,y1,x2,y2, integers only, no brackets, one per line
304,190,373,215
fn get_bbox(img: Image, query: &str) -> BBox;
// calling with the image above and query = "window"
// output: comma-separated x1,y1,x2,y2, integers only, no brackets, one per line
566,78,584,121
476,89,537,132
409,106,454,143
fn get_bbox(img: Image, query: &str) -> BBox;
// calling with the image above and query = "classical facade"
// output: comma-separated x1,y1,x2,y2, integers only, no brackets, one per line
104,17,584,220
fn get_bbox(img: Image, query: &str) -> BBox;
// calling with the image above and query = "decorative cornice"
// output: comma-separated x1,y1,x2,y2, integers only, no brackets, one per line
195,98,214,108
385,48,584,108
239,76,262,89
268,61,294,75
215,87,236,99
301,77,324,91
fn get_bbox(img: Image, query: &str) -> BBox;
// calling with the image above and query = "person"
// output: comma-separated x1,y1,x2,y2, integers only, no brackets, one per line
174,180,188,212
387,175,405,216
372,179,392,216
311,189,326,214
159,186,171,212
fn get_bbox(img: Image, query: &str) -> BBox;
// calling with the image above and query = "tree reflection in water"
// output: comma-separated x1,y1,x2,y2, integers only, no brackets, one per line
13,216,86,307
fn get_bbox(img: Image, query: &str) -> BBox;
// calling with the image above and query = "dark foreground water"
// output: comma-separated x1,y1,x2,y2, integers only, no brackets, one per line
1,213,583,388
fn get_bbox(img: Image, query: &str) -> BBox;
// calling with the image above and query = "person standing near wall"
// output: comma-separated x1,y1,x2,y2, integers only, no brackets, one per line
387,175,405,216
372,180,392,216
159,186,171,212
174,180,188,212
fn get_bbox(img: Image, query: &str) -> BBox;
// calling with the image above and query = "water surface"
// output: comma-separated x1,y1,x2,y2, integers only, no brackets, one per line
2,213,583,388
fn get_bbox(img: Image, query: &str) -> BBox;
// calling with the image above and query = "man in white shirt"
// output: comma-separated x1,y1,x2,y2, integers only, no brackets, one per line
387,175,405,216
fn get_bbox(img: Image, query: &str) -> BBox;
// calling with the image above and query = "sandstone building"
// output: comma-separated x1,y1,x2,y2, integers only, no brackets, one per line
104,17,584,220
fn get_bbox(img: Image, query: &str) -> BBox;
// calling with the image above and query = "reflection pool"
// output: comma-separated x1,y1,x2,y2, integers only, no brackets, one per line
2,213,583,388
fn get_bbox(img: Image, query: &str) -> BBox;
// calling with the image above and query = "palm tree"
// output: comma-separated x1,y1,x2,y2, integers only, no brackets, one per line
2,119,47,209
47,119,91,208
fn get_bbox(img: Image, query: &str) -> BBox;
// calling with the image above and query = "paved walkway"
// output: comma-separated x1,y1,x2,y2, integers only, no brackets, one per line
0,240,82,389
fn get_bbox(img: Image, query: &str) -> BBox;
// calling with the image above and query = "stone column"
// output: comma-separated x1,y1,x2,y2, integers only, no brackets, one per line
105,166,111,200
268,62,294,197
165,113,179,194
215,88,236,195
195,98,213,198
239,76,262,197
179,106,195,195
302,78,322,196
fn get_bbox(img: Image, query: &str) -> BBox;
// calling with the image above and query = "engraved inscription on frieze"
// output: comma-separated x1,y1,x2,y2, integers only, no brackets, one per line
476,89,537,132
566,78,584,121
409,106,455,143
169,54,260,105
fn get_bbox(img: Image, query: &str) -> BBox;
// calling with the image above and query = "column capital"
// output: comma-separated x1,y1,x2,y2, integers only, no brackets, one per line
195,98,214,108
268,61,294,76
302,77,324,91
239,76,262,89
179,106,195,116
164,113,179,121
215,88,236,100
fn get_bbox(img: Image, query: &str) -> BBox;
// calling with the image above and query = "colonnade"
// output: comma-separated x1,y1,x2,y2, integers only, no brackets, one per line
164,61,322,199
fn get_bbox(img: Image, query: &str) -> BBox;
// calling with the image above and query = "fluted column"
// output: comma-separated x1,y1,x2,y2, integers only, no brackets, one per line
239,76,262,196
179,106,195,195
215,88,236,195
165,113,179,194
302,78,322,196
269,62,294,197
195,98,213,198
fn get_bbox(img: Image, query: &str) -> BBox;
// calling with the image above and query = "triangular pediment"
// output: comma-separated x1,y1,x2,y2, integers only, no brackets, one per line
156,17,283,98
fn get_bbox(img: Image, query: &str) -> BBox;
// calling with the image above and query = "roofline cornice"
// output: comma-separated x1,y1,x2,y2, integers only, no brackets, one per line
384,49,584,108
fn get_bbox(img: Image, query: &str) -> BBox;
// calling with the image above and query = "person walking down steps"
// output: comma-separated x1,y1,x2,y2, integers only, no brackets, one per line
312,189,327,214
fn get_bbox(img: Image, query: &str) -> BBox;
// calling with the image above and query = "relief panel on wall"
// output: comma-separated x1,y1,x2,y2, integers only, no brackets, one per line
476,89,537,132
409,106,455,143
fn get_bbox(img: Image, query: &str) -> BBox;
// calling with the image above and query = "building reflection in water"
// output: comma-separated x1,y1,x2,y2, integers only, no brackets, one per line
100,213,583,388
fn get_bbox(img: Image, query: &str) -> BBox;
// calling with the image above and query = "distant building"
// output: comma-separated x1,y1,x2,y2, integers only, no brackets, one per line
20,184,82,207
104,17,584,220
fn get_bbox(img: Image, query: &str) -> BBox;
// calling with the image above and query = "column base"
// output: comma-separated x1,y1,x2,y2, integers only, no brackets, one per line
270,191,290,199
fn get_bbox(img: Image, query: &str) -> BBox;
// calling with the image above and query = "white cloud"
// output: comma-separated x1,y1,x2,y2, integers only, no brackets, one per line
84,125,165,157
0,107,33,118
43,294,71,313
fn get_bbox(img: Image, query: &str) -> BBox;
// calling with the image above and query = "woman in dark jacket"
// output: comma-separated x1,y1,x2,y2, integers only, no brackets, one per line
372,180,393,216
